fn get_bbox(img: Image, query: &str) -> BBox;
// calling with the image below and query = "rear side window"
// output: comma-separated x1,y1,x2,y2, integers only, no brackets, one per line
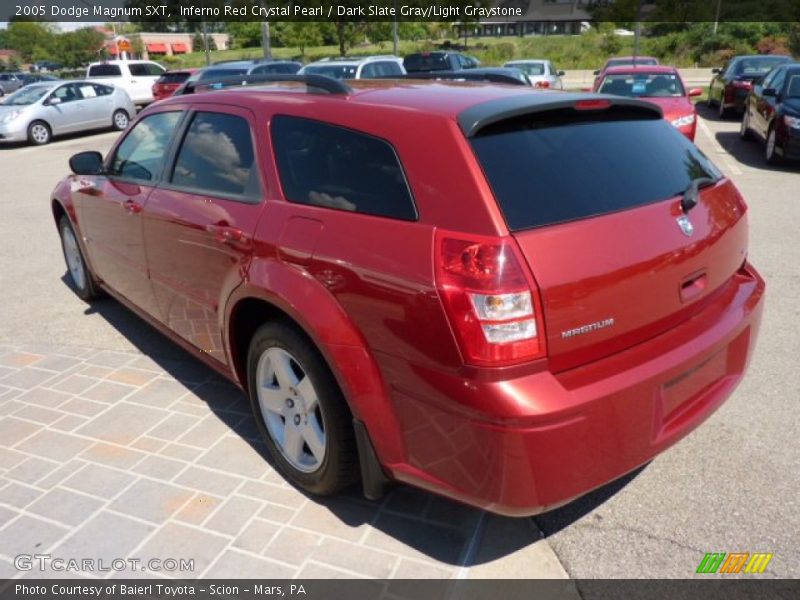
92,84,113,96
271,115,416,220
171,112,260,199
470,110,722,231
88,64,121,77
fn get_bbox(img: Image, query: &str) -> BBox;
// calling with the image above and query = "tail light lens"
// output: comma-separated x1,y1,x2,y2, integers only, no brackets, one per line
535,80,550,89
732,80,752,89
435,231,546,366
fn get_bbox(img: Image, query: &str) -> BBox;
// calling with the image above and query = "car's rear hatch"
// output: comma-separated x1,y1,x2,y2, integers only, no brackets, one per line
464,97,748,372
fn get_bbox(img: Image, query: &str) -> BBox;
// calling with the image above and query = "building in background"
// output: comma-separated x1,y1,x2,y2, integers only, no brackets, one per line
104,32,229,60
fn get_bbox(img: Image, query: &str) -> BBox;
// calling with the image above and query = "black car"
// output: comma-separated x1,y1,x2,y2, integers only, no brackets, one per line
740,62,800,164
708,54,792,118
21,74,61,87
403,51,476,73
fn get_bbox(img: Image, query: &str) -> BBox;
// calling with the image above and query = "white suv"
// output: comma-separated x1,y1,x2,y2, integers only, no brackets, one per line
86,60,166,105
298,56,405,80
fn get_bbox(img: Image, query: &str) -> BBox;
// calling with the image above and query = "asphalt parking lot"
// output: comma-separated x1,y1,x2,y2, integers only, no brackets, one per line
0,103,797,581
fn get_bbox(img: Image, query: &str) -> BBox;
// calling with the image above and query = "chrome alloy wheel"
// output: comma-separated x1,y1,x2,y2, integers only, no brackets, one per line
30,123,49,144
61,224,86,291
255,347,326,472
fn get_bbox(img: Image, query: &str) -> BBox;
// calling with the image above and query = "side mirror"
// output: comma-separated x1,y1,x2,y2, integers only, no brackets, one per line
689,88,703,97
557,70,566,77
762,88,778,98
711,68,721,74
45,96,61,106
69,151,104,175
593,69,600,76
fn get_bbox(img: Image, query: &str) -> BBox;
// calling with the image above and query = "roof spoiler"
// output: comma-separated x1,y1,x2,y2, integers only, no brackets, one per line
458,94,664,137
180,73,352,96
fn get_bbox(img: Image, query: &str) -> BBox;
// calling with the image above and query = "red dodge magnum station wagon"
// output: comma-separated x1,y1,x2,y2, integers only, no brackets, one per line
52,75,764,516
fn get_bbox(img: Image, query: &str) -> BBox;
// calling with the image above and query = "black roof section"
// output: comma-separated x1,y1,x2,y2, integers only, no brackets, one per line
185,73,352,96
457,93,664,138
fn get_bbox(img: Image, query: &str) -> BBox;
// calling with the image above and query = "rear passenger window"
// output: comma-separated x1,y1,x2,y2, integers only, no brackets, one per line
171,112,260,199
271,115,416,220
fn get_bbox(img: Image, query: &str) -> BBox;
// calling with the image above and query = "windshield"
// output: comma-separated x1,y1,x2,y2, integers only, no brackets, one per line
734,56,789,76
510,62,546,76
404,54,449,72
302,65,357,80
599,73,685,98
2,85,51,106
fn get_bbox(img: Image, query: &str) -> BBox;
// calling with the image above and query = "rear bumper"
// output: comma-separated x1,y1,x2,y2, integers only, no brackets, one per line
385,263,765,516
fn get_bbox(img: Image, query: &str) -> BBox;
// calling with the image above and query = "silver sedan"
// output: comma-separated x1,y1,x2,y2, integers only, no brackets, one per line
0,80,135,145
504,60,565,90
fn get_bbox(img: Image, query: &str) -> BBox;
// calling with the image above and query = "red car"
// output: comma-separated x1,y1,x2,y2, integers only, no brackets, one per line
595,65,703,140
53,76,764,516
151,68,199,101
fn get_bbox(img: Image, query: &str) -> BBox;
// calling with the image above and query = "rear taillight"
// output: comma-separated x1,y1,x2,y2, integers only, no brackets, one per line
435,230,546,366
732,80,752,89
535,80,550,89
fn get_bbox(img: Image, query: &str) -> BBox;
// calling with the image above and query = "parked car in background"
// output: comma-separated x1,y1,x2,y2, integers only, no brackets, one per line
504,59,565,89
197,60,303,82
52,76,763,516
740,62,800,163
86,60,166,106
21,74,61,87
152,68,199,101
299,56,404,80
708,54,792,118
406,67,532,86
403,51,477,73
33,61,63,72
593,56,659,88
0,80,134,145
0,73,25,96
594,66,703,140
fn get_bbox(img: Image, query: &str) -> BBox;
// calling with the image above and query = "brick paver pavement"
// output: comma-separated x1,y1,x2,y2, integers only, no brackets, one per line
0,344,566,580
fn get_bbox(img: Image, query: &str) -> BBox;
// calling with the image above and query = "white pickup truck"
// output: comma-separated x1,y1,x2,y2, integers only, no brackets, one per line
86,60,166,106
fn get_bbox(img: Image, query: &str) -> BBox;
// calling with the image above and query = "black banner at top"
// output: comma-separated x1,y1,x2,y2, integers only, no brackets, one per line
3,0,800,23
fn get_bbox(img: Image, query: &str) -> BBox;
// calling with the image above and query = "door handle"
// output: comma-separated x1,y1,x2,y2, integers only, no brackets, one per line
123,199,142,214
207,224,244,244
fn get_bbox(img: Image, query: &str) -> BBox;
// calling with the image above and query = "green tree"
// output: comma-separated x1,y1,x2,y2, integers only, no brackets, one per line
274,23,325,57
226,22,262,49
7,22,57,63
56,28,106,68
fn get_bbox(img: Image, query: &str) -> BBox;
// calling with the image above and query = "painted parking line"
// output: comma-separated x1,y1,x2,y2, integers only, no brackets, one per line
697,117,743,176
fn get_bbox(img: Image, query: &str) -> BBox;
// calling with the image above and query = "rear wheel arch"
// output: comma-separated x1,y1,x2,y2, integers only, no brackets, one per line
224,273,406,468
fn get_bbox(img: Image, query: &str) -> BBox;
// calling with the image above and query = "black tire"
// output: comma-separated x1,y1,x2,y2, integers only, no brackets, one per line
27,120,51,145
58,215,101,301
247,321,358,495
112,109,130,131
765,125,782,165
740,109,753,141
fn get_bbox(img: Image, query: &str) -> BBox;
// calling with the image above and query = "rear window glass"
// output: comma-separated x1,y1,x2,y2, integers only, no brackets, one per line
470,110,722,231
734,56,790,76
199,68,247,80
88,64,122,77
404,54,450,72
158,72,191,84
599,72,685,97
271,115,417,220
